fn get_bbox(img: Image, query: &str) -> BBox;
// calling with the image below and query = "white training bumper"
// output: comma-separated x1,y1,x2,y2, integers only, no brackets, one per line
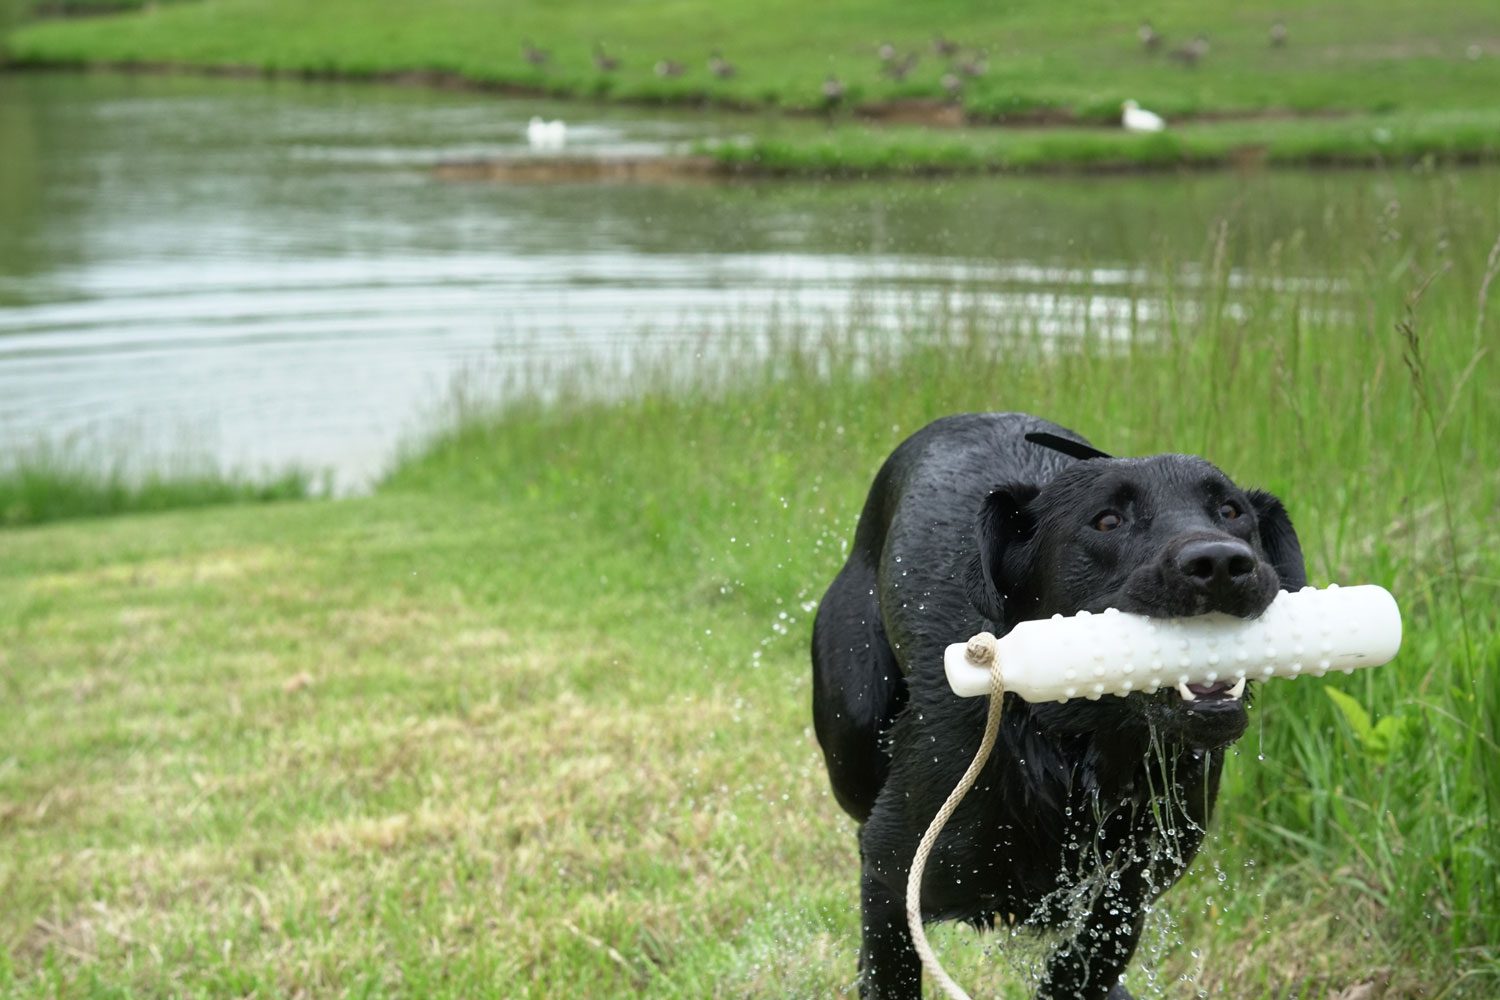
943,584,1402,703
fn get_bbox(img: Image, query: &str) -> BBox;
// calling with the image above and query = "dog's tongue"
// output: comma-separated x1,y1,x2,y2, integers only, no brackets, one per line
1187,680,1233,697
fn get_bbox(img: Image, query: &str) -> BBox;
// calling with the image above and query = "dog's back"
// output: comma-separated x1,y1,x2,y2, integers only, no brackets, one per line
810,412,1079,821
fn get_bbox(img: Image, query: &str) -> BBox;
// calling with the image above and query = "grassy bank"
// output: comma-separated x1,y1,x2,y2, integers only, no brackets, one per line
0,443,315,528
710,108,1500,176
2,176,1498,995
7,0,1500,172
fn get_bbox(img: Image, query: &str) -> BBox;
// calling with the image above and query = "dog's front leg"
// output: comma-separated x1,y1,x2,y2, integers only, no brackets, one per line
859,868,923,999
1035,880,1146,1000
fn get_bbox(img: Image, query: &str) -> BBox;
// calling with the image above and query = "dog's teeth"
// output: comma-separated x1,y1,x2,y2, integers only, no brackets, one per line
1176,681,1196,701
1229,678,1247,699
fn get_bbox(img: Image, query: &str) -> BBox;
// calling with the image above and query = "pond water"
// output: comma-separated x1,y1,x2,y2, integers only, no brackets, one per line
0,71,1481,490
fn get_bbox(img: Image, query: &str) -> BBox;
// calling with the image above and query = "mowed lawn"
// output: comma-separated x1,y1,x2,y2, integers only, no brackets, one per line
0,493,864,996
0,483,1481,997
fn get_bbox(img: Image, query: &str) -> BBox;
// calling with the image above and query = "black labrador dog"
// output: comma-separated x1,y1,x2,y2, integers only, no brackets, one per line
811,413,1306,999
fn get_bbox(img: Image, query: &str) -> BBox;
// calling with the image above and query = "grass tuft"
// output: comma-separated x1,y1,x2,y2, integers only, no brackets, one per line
0,441,317,528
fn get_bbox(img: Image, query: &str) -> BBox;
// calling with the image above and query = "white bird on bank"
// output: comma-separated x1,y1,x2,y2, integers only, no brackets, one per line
1121,99,1165,133
526,116,567,149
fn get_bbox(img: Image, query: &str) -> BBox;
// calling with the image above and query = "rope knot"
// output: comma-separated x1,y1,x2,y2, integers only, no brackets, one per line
964,631,998,667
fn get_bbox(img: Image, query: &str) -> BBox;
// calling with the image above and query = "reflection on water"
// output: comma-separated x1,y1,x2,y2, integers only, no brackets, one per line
0,72,1476,490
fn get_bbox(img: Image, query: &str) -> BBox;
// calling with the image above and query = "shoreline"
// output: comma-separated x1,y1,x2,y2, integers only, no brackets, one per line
7,62,1500,178
0,58,1357,129
439,146,1500,184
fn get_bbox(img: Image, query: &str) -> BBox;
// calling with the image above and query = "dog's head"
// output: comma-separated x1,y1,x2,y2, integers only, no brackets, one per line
967,441,1306,750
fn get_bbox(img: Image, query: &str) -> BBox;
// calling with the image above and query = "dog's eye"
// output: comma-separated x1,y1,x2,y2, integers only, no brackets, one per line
1219,501,1242,520
1093,511,1123,532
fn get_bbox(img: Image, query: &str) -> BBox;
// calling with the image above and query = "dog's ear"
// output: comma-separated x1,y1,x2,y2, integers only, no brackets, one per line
1248,489,1308,591
1024,431,1111,462
966,483,1041,628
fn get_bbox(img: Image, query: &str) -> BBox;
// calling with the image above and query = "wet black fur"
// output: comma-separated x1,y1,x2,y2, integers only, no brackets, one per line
811,413,1307,999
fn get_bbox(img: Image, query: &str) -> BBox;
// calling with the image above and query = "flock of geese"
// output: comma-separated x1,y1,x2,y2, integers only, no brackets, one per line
523,22,1297,147
522,39,739,81
1135,19,1288,66
1121,20,1291,130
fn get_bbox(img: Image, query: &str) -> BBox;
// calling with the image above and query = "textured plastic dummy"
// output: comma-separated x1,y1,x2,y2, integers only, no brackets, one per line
944,585,1401,702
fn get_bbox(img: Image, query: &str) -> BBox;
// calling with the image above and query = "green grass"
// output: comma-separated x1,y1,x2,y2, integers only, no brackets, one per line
2,186,1498,994
0,442,316,527
6,0,1500,117
710,108,1500,176
6,0,1500,171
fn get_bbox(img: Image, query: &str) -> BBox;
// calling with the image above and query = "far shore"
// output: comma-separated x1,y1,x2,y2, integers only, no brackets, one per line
9,62,1500,180
0,58,1361,128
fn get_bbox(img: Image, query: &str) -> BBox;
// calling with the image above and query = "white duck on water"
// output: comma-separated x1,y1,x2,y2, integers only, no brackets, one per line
526,116,567,148
1121,99,1165,133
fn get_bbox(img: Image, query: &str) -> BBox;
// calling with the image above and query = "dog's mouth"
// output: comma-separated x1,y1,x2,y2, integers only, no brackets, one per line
1149,674,1251,750
1174,677,1247,704
1095,595,1260,716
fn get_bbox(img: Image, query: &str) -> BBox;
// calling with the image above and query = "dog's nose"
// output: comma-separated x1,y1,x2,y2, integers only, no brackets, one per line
1175,538,1257,597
